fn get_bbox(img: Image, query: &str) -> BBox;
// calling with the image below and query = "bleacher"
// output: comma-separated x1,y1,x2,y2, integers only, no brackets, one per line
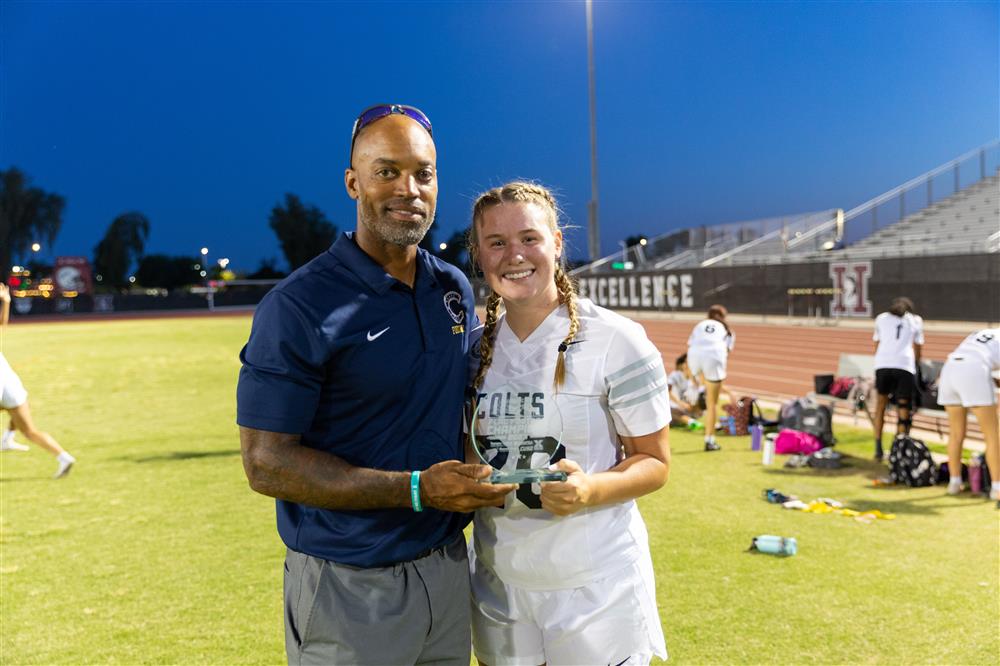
573,139,999,275
573,209,839,274
828,170,999,260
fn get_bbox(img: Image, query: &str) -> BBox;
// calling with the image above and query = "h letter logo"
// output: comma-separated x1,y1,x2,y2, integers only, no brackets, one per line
829,261,872,317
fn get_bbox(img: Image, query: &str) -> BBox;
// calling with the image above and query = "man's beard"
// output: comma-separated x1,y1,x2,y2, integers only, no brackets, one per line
358,198,435,248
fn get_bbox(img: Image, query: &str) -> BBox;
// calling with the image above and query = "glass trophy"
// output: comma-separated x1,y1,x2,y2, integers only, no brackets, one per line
468,383,568,484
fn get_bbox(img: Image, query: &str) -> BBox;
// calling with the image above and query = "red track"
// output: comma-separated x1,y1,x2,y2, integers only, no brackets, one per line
634,317,978,440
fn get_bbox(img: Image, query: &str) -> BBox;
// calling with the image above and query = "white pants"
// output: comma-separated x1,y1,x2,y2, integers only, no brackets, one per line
471,556,667,666
938,357,997,407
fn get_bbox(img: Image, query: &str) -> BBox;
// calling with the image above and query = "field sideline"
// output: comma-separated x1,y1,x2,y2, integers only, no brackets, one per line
1,315,997,665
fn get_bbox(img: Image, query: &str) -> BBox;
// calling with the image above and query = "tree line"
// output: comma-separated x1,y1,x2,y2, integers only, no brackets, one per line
1,167,472,291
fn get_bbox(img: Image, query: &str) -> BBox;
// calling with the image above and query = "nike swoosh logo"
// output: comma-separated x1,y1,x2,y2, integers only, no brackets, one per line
367,327,390,341
610,658,630,666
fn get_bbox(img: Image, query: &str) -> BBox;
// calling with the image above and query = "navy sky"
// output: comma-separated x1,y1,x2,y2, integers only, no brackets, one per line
3,1,997,272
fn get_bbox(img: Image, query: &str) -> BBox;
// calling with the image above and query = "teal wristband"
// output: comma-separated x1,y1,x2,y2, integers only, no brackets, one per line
410,471,423,512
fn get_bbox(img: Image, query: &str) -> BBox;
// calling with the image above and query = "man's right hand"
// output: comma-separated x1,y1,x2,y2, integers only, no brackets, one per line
420,460,517,512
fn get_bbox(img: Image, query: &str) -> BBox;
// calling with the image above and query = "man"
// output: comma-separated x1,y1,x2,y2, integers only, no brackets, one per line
237,104,515,665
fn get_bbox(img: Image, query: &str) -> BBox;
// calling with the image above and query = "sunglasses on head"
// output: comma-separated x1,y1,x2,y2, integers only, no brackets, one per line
350,104,433,164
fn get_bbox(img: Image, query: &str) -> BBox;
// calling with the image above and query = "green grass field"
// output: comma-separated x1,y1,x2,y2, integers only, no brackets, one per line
1,316,997,665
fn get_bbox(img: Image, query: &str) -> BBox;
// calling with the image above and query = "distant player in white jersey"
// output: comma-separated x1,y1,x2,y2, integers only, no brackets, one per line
937,328,1000,503
871,297,924,460
668,354,703,429
0,284,75,477
687,304,734,451
466,182,670,666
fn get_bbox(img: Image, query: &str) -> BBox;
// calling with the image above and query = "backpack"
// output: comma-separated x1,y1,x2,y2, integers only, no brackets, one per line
779,398,835,447
888,435,936,487
723,396,759,436
915,361,943,411
774,429,823,455
829,376,855,399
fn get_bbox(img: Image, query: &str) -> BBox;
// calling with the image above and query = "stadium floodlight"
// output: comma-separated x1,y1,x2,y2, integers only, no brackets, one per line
218,258,230,269
439,242,448,251
128,276,136,284
31,242,41,252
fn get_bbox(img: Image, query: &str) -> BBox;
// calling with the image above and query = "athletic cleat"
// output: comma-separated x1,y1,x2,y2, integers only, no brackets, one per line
946,480,963,496
704,440,721,452
0,439,29,452
53,456,75,479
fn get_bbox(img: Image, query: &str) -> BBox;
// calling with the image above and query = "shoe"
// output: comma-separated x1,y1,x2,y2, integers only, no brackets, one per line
990,488,1000,501
874,446,884,462
947,480,963,496
54,455,75,479
0,439,29,452
704,440,721,452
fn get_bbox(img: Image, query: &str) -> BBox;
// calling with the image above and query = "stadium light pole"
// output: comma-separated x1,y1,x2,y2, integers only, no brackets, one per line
585,0,601,261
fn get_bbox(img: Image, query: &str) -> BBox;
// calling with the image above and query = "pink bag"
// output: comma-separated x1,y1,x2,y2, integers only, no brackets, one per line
774,429,823,455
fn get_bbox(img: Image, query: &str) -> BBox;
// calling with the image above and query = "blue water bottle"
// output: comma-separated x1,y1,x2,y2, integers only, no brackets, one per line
726,416,737,436
751,535,797,556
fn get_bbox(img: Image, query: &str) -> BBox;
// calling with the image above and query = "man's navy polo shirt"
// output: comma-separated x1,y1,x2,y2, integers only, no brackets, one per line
237,232,478,568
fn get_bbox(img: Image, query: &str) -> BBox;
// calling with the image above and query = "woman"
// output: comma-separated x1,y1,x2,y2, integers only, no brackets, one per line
871,296,924,460
0,284,75,478
686,304,734,451
667,353,703,429
938,328,999,503
467,182,670,666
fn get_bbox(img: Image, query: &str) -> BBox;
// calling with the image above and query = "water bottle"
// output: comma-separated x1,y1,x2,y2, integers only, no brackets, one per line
750,424,763,451
727,416,737,436
751,535,797,556
969,456,983,494
762,436,775,465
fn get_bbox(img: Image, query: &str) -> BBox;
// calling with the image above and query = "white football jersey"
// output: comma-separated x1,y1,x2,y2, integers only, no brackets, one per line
668,369,700,404
470,298,670,590
687,318,734,354
873,312,925,373
948,329,1000,370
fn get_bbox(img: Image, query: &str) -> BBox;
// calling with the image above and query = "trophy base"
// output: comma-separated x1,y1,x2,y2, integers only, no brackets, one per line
489,469,568,484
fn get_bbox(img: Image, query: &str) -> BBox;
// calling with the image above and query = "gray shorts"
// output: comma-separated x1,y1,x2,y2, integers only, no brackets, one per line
283,533,471,666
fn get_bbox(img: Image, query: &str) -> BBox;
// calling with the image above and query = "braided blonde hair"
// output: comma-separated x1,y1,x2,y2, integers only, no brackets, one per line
468,181,580,391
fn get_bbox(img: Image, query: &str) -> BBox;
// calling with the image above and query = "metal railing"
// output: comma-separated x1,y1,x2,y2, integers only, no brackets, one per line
572,210,833,274
700,209,839,266
841,139,999,246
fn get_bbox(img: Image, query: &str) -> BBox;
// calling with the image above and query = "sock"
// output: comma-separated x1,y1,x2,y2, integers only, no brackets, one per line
992,481,1000,492
705,435,715,444
2,430,12,445
950,476,962,485
57,452,75,464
